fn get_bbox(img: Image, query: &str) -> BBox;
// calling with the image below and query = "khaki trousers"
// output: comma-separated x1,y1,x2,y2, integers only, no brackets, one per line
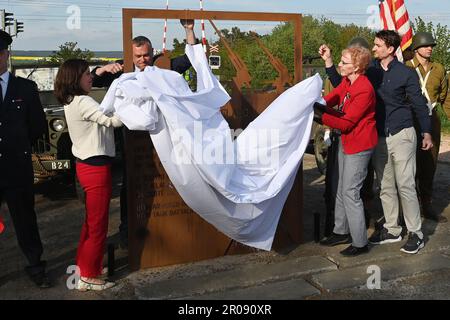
373,127,423,238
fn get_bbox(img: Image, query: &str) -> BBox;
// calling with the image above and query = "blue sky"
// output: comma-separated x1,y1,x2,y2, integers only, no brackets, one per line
2,0,449,51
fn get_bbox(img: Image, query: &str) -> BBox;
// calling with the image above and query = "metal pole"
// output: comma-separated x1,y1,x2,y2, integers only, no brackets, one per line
107,243,115,277
7,26,12,72
314,212,321,243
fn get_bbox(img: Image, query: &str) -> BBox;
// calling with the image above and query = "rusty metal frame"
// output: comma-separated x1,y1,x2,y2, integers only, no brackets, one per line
122,9,302,82
121,9,304,270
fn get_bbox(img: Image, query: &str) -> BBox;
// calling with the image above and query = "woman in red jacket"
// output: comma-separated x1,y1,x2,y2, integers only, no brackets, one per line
315,46,377,256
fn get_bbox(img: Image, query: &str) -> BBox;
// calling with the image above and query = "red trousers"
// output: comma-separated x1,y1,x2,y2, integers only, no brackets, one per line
75,162,112,278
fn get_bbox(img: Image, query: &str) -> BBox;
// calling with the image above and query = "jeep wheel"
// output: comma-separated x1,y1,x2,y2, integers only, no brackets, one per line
314,125,328,175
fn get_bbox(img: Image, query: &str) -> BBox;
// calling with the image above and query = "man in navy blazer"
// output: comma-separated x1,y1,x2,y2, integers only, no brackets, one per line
0,30,50,288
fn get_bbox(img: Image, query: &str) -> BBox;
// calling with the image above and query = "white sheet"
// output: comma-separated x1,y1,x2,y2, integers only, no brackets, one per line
100,44,323,250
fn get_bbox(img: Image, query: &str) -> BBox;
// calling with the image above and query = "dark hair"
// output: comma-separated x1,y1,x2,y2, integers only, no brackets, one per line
132,36,152,47
54,59,89,105
375,30,401,53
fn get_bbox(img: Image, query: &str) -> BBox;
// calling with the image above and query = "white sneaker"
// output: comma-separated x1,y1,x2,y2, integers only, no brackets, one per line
76,278,115,291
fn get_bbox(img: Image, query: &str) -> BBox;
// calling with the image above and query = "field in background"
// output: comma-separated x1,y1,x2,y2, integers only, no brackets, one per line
12,56,118,66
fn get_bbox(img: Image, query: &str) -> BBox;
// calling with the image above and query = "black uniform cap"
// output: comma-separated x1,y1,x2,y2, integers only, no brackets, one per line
0,30,13,50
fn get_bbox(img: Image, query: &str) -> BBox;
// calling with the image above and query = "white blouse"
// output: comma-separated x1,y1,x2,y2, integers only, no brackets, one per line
64,95,122,160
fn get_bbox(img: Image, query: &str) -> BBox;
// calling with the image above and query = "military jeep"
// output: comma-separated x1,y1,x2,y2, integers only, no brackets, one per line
32,89,108,185
29,90,69,183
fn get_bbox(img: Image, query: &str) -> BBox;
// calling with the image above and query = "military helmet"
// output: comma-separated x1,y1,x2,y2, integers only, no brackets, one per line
412,32,436,50
348,37,370,49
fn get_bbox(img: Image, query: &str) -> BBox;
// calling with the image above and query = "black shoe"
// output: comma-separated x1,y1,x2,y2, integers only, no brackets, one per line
319,233,351,246
25,261,52,289
340,244,369,256
422,206,447,223
369,227,402,245
424,212,448,223
27,271,51,289
400,232,424,254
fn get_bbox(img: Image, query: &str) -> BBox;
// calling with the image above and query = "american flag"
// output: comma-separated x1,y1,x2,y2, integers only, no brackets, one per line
379,0,413,61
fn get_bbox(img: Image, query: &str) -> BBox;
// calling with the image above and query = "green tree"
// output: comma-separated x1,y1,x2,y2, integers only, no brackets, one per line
170,15,377,88
265,22,295,74
49,42,94,64
171,38,186,57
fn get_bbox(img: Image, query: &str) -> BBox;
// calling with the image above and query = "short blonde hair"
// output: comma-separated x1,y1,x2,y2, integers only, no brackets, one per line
342,47,371,74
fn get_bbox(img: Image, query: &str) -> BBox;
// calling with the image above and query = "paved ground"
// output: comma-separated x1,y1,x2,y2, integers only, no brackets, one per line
0,135,449,301
439,133,450,163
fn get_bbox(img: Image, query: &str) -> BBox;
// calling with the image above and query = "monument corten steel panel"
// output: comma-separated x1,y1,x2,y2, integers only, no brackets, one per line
122,9,304,270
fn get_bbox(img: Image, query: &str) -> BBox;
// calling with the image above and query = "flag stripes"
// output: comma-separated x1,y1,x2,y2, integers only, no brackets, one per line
379,0,413,60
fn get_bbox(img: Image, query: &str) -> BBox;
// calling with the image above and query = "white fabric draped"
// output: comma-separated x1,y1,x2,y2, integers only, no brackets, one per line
100,44,323,250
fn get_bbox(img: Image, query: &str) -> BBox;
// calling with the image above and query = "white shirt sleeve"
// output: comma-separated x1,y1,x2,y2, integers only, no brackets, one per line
79,96,123,128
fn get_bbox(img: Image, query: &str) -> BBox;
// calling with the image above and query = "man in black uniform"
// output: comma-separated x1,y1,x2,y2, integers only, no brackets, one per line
0,31,50,288
91,20,196,248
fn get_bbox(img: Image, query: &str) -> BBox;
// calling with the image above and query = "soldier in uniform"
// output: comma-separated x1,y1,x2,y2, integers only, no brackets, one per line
0,31,50,287
406,32,449,222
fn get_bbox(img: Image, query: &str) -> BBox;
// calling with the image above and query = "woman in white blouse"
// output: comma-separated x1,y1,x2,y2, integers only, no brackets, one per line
55,59,122,291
